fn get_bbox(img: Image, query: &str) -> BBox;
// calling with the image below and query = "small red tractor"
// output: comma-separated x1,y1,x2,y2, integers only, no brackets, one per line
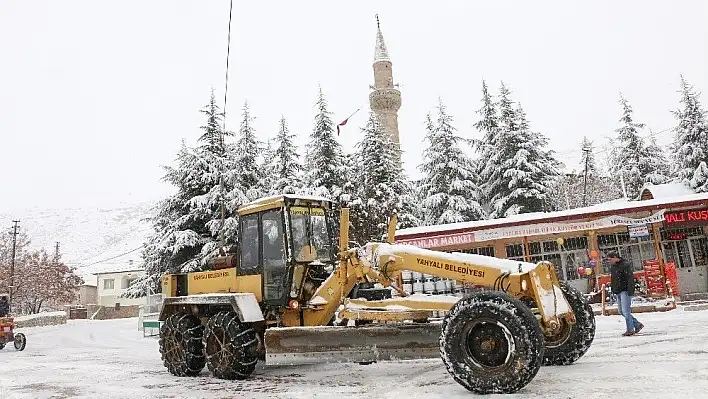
0,317,26,351
0,294,26,351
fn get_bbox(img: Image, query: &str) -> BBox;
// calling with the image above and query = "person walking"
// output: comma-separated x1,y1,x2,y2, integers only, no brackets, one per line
607,251,644,336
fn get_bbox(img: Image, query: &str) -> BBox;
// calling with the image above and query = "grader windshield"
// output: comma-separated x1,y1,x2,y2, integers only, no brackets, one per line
288,205,333,263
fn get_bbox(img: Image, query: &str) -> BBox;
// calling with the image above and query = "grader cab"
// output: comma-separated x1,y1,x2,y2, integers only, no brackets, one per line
157,194,596,394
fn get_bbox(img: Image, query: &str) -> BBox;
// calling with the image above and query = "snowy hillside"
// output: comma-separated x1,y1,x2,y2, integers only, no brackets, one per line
0,201,157,276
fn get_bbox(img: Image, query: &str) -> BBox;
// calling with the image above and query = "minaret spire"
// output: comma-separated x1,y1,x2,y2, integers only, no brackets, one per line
369,14,401,156
374,14,390,62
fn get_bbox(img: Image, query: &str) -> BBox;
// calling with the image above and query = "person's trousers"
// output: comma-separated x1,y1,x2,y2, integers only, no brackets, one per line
616,290,639,331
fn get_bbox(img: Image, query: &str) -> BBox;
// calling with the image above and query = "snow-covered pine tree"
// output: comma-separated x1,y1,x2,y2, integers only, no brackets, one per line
260,137,276,194
610,94,674,197
349,111,420,243
641,134,670,185
302,87,346,200
228,100,265,201
418,99,485,225
470,80,500,215
481,83,560,218
671,76,708,192
269,116,302,195
125,92,238,296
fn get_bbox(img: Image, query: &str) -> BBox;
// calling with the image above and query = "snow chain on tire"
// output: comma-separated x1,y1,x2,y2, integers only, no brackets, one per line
159,312,206,377
541,281,596,366
440,291,544,395
203,311,259,380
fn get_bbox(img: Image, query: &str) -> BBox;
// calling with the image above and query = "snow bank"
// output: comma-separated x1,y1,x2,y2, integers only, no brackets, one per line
14,311,67,328
3,310,708,397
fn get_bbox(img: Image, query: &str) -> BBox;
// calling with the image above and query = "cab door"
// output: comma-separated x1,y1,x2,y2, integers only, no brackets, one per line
260,209,290,307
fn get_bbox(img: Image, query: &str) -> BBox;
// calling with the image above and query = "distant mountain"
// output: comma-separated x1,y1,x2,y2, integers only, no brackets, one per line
0,201,157,278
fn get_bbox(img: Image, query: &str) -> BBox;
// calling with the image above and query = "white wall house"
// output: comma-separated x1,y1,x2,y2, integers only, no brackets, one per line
95,266,146,307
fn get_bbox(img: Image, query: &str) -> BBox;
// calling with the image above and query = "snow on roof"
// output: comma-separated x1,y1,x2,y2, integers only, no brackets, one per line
396,191,708,238
78,273,98,287
639,182,695,200
90,263,145,275
373,15,390,63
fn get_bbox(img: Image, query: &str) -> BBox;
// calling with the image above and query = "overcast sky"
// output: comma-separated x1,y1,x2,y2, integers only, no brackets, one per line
1,0,706,212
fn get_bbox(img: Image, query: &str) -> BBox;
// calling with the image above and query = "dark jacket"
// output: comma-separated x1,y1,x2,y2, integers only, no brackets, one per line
0,299,8,317
610,258,634,296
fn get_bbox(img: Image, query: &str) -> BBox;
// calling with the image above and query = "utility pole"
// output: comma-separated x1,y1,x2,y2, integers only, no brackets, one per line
9,220,19,314
582,146,590,207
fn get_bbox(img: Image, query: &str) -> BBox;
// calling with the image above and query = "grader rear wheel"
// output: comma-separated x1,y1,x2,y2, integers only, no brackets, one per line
541,281,596,366
159,312,206,376
202,311,259,380
440,291,544,395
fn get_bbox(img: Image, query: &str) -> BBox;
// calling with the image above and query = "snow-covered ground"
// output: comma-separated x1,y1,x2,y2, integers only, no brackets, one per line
2,309,708,399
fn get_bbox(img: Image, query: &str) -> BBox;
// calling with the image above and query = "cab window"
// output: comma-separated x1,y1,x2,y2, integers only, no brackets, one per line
239,214,259,273
289,206,331,262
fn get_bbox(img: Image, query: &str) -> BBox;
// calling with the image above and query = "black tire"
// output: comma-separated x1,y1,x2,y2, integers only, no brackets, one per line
13,333,26,351
440,291,544,395
202,311,259,380
541,281,596,366
159,312,206,377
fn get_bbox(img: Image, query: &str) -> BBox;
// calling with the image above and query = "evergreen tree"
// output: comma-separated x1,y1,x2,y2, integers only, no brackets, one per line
671,76,708,192
350,112,419,243
641,134,670,185
302,87,346,199
125,93,239,296
609,93,646,199
229,100,264,200
481,83,560,218
418,99,485,225
269,116,302,195
471,80,499,170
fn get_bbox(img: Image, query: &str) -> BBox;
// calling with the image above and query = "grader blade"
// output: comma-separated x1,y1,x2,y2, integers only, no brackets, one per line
263,323,443,366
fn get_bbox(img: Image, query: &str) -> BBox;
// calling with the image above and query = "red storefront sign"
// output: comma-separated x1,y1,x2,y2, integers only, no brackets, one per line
664,208,708,225
396,232,475,249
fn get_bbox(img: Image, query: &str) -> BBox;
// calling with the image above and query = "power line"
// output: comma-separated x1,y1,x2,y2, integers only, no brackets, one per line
552,125,675,161
68,246,144,269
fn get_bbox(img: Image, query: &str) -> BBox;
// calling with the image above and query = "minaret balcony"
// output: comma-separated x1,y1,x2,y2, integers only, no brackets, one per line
369,88,402,112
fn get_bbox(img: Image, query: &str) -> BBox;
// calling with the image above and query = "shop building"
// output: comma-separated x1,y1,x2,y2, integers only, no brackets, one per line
394,183,708,296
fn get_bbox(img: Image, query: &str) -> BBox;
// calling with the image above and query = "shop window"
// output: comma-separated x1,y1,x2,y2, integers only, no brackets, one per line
505,243,525,260
528,236,588,281
598,232,657,272
457,246,495,257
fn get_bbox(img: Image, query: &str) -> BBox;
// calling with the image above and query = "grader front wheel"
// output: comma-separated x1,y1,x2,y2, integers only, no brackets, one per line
202,311,259,380
159,312,206,376
541,281,596,366
440,291,544,395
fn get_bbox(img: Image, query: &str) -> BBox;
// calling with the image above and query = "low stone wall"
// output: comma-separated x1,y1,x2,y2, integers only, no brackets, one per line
14,311,68,328
87,304,140,320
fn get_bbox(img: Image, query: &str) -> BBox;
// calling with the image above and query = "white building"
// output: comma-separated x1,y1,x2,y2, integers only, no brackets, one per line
94,265,146,307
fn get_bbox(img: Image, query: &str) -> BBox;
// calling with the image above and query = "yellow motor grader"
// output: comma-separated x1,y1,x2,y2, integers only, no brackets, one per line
156,194,595,394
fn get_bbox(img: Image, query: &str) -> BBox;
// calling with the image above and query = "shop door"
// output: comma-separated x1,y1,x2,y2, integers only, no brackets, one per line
663,239,708,294
561,251,590,294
